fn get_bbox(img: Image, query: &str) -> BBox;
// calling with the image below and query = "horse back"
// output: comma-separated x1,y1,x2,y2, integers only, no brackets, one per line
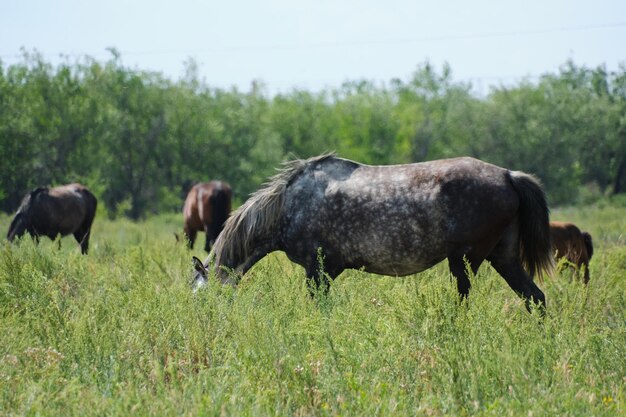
184,181,232,229
287,156,517,224
32,184,93,236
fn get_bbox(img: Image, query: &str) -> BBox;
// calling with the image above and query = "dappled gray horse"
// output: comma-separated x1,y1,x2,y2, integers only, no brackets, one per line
7,183,97,254
193,154,552,309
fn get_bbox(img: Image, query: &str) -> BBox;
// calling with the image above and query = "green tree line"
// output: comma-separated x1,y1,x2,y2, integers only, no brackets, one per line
1,49,624,219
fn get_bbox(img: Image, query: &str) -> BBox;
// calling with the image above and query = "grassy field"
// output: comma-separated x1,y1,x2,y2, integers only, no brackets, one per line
0,203,624,416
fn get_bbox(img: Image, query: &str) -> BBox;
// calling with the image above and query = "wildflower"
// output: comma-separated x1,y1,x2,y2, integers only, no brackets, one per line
602,395,614,406
371,298,384,307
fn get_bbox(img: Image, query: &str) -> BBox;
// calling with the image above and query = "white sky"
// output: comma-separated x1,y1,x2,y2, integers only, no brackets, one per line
1,0,625,94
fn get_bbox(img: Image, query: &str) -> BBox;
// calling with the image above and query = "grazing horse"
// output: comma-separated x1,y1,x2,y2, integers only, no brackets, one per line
550,221,593,284
7,183,97,254
183,181,232,252
192,154,552,310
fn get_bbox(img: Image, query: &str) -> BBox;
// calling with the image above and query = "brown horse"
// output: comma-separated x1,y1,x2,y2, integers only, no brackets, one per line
550,221,593,283
183,181,232,252
7,183,97,254
193,154,553,311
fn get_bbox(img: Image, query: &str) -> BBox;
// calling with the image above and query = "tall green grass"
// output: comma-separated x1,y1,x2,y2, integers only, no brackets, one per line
0,206,624,416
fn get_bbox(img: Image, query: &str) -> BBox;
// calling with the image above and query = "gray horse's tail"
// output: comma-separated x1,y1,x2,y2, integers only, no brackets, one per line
582,231,594,260
508,171,553,280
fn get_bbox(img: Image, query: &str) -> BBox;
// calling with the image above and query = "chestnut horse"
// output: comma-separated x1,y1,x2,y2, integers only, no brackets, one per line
183,181,232,252
550,221,593,283
193,154,552,311
7,183,97,254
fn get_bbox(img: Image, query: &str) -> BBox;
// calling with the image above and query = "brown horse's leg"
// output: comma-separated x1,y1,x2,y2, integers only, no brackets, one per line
582,261,590,284
184,229,197,249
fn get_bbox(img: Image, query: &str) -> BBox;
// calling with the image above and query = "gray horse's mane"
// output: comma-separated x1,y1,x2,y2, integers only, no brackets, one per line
212,152,336,268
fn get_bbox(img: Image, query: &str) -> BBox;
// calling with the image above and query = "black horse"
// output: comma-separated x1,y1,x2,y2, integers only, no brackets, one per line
193,154,552,310
7,183,97,254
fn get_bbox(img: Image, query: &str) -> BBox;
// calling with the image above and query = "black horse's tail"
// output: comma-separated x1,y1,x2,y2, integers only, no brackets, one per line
582,231,594,260
84,189,98,220
508,171,553,280
78,188,98,234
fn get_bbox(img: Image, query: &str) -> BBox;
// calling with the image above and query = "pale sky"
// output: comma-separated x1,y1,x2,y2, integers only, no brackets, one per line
1,0,625,94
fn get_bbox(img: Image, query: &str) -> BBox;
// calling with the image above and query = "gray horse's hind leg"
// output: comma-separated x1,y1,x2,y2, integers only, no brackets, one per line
488,231,546,311
486,223,546,313
490,259,546,312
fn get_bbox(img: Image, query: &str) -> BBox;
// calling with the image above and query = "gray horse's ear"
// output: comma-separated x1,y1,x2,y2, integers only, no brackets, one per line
192,256,208,277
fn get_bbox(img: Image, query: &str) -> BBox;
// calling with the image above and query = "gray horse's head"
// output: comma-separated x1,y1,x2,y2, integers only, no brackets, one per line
191,256,239,291
191,256,209,291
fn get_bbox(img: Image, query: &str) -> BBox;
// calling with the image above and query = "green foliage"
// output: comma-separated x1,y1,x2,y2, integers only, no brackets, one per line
1,52,625,217
0,205,624,416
